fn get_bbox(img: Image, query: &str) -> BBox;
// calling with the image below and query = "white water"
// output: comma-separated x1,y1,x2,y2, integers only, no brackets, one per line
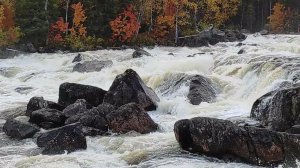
1,34,300,168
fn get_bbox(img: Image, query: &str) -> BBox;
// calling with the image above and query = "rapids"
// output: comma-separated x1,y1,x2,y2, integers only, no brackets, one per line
1,34,300,168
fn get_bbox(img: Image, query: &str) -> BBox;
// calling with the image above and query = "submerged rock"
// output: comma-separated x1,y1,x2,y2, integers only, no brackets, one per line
73,60,113,73
174,117,300,166
36,123,86,154
103,69,160,111
29,108,65,129
260,30,269,35
187,75,217,105
26,97,65,117
72,54,83,63
58,82,107,107
106,103,158,134
3,116,39,140
251,86,300,132
132,48,151,58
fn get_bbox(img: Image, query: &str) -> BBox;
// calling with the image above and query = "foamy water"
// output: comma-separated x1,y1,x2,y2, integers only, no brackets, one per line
1,34,300,168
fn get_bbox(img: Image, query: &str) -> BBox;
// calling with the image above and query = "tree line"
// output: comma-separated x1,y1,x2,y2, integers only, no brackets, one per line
0,0,299,51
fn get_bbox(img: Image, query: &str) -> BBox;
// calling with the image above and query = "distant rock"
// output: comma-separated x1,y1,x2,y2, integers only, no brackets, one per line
106,103,158,134
73,60,112,73
15,87,34,94
58,82,107,107
251,86,300,132
103,69,160,111
72,54,83,63
29,108,65,129
26,97,65,117
132,48,151,58
238,49,245,54
36,123,86,154
174,117,300,166
3,116,39,140
178,28,246,47
260,30,269,35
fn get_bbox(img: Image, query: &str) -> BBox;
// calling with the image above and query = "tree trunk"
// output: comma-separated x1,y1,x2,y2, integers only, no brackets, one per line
65,0,70,35
175,7,179,44
45,0,49,45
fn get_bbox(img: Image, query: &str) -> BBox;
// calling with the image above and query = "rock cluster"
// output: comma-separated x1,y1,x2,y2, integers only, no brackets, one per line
2,69,159,154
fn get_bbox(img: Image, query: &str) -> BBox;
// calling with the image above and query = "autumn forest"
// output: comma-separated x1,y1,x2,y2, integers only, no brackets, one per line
0,0,300,51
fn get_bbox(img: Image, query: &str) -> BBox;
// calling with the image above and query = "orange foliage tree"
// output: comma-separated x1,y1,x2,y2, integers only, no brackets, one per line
0,0,21,47
70,2,87,37
110,4,140,43
48,17,68,44
269,2,285,33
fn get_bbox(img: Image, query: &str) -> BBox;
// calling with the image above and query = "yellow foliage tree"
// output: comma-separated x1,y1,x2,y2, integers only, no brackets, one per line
268,2,285,33
202,0,240,27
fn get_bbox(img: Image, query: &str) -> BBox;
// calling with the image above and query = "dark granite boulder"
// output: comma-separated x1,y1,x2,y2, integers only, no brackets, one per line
3,116,39,139
36,123,87,154
58,82,107,107
103,69,160,111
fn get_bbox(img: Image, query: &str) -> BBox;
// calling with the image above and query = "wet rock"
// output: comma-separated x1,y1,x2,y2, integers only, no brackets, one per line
62,99,87,118
15,87,34,94
3,116,39,140
241,29,250,34
36,123,87,154
26,97,65,117
81,126,108,136
0,105,26,120
174,117,292,166
93,103,117,117
132,48,151,58
178,28,246,47
58,82,107,107
29,108,65,129
260,30,269,35
251,86,300,131
103,69,160,111
187,75,217,105
73,60,113,73
286,125,300,134
72,54,83,63
238,49,245,54
106,103,158,134
65,105,110,132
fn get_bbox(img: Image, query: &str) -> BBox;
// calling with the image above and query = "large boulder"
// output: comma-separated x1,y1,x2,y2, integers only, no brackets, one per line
174,117,300,166
103,69,160,111
73,60,113,73
3,116,39,140
187,75,217,105
26,97,65,117
36,123,87,154
29,108,65,129
58,82,107,107
106,103,158,134
158,74,217,105
132,48,151,58
62,99,88,118
251,87,300,131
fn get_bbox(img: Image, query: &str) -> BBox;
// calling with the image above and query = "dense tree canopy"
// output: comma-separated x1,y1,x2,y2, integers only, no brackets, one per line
0,0,299,49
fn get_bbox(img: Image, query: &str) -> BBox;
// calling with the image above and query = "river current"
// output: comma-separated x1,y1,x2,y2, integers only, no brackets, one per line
1,34,300,168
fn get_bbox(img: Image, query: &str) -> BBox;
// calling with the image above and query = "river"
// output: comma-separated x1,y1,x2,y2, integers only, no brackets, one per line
1,34,300,168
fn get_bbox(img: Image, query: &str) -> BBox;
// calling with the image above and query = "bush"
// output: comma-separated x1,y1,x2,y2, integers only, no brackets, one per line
129,33,156,46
